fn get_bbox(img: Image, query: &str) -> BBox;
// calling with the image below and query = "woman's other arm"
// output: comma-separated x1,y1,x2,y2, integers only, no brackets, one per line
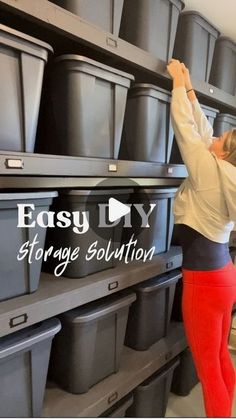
182,63,214,145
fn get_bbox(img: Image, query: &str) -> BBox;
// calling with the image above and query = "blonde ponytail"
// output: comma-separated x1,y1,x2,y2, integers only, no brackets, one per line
223,129,236,167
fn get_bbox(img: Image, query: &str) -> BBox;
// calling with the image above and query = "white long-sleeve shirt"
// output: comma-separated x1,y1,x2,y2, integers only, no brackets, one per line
171,86,236,243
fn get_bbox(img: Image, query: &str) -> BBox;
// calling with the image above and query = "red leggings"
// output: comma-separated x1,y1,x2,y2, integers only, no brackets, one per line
182,261,236,417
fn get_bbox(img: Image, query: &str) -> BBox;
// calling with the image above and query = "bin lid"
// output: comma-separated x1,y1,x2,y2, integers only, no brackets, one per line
179,11,220,37
132,187,178,195
0,23,53,53
55,55,135,81
200,103,219,116
61,291,136,324
128,83,171,101
215,36,236,52
137,357,180,390
132,271,182,294
0,318,61,359
216,114,236,124
0,191,58,201
61,189,134,196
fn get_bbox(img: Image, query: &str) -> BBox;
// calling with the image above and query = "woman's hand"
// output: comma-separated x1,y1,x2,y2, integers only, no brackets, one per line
167,59,185,89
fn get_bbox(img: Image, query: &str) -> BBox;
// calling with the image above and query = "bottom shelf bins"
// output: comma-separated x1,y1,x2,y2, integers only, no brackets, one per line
43,322,187,418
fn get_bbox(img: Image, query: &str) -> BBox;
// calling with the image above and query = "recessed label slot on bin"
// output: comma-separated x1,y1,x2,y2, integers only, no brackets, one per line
9,313,28,328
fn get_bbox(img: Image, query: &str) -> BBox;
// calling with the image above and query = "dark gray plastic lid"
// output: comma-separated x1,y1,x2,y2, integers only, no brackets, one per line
62,292,136,324
132,271,182,294
62,189,133,196
0,23,53,54
0,318,61,359
129,83,171,101
215,36,236,52
0,191,58,201
108,394,134,417
138,358,180,390
179,11,220,37
216,114,236,124
201,103,219,115
133,188,178,194
55,55,134,81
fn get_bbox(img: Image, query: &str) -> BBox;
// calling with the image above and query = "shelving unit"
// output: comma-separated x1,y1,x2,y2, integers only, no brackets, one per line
0,0,236,113
0,247,182,338
0,1,235,417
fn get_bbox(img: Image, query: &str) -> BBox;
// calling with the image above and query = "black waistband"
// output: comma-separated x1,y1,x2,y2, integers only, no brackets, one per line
175,224,231,271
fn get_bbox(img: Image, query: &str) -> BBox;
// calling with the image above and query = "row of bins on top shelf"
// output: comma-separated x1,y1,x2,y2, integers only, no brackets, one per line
0,268,197,418
1,15,236,164
50,0,236,95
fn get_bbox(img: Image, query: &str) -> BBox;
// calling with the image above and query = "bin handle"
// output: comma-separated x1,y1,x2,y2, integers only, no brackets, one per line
140,358,180,390
0,318,61,359
152,271,182,291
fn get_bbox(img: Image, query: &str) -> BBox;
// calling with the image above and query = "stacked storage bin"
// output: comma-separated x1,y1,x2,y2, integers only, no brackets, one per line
50,291,136,393
171,277,200,395
119,84,173,163
171,348,199,397
174,11,220,82
0,192,57,301
210,37,236,95
120,0,184,62
0,23,52,152
122,188,177,255
125,271,181,350
126,358,180,417
37,55,134,158
44,188,132,278
214,113,236,137
50,0,124,35
0,319,61,418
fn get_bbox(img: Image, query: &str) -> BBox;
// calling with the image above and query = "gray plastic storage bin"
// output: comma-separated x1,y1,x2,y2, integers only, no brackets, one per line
171,275,183,322
0,24,52,152
51,0,124,36
126,358,180,417
229,230,236,248
214,113,236,137
120,0,184,62
125,270,181,351
100,394,134,417
119,84,173,163
122,188,177,255
210,37,236,95
171,347,199,396
44,188,132,278
50,291,136,394
0,318,61,418
0,191,57,302
170,103,219,164
174,11,220,82
39,55,134,158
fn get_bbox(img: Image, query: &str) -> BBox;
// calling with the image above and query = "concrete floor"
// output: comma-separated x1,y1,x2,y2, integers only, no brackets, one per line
166,351,236,417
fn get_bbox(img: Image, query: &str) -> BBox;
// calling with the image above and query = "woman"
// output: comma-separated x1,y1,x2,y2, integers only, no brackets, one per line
167,58,236,417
